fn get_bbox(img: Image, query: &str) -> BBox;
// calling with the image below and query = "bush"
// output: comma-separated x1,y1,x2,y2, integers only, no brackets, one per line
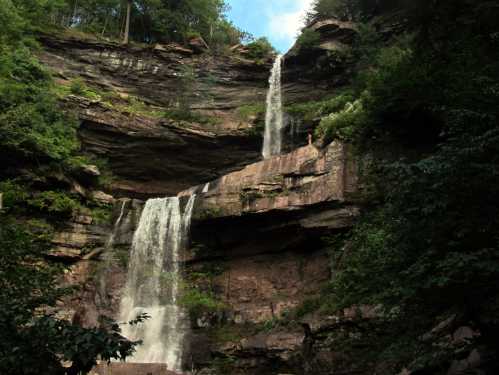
0,47,79,161
236,103,265,121
245,37,275,59
315,99,367,142
180,286,225,319
27,191,81,215
0,180,29,209
69,78,101,101
296,29,321,50
0,218,139,375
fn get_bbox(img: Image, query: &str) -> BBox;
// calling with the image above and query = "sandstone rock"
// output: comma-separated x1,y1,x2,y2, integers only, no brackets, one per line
73,98,262,197
283,18,359,108
73,214,93,225
36,33,272,197
154,42,193,55
92,363,180,375
92,190,115,205
453,326,479,344
447,349,483,375
309,18,358,43
189,36,209,53
81,164,101,177
183,142,358,221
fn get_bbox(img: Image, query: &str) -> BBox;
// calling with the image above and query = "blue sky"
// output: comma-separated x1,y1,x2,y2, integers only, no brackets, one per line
226,0,314,53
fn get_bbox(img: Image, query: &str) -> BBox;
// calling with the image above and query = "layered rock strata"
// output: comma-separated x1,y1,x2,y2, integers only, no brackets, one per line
38,33,271,197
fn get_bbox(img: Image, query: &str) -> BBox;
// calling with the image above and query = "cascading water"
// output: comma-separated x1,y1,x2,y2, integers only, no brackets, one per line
119,195,196,371
262,54,284,159
106,200,127,249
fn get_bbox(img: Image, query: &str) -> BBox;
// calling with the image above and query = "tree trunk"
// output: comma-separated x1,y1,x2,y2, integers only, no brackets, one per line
123,0,131,44
71,0,78,26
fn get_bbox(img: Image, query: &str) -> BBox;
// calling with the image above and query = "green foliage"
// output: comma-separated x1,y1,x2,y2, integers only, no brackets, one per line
180,286,225,318
0,0,24,46
293,297,322,318
90,206,112,224
0,47,79,161
0,217,139,375
198,206,224,220
27,191,81,216
237,103,265,136
210,355,237,374
0,180,29,208
316,99,367,142
306,0,396,22
0,180,81,217
296,29,321,50
245,37,275,60
236,103,265,121
311,0,499,372
163,108,219,126
69,78,101,100
285,90,355,124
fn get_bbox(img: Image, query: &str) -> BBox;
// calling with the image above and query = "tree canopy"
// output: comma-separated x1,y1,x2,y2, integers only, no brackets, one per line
304,0,499,372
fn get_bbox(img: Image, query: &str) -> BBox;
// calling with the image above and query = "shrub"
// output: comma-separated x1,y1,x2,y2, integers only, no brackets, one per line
236,103,265,121
315,99,367,142
179,286,225,319
0,180,29,209
27,191,81,215
0,47,79,161
245,37,275,59
296,29,321,51
69,78,86,95
69,78,101,101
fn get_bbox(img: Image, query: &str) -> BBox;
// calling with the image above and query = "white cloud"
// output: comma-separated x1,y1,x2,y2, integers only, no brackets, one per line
268,0,314,46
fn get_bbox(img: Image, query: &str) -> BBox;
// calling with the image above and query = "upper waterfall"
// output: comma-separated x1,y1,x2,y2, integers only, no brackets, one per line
262,55,284,159
119,196,196,371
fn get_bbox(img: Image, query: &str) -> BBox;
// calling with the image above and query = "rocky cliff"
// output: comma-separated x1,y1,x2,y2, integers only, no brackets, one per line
42,21,362,375
38,33,272,197
63,140,360,374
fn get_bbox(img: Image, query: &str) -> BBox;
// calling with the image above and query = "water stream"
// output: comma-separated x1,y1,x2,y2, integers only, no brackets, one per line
262,54,284,159
119,195,196,371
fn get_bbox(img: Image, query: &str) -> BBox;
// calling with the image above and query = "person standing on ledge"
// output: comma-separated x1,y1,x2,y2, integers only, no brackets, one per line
308,132,312,145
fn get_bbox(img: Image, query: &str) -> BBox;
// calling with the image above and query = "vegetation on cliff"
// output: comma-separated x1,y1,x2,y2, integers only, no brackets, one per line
0,2,145,374
8,0,269,52
298,0,499,373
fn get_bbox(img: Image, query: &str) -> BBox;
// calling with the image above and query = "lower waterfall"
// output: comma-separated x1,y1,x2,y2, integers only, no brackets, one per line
119,195,196,371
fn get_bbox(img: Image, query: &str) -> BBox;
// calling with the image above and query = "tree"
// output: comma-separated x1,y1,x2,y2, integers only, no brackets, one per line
123,0,131,44
0,217,142,375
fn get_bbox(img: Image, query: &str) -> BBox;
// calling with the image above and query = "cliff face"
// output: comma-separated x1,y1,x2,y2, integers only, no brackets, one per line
41,25,360,375
282,18,359,105
39,34,271,112
63,141,359,373
38,34,271,197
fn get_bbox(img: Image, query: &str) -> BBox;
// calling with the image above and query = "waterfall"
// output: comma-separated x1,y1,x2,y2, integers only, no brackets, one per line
262,54,284,159
119,195,196,371
106,200,127,249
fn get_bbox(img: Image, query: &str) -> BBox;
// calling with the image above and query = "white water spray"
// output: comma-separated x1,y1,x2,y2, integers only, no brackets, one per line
119,195,196,371
262,55,284,159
